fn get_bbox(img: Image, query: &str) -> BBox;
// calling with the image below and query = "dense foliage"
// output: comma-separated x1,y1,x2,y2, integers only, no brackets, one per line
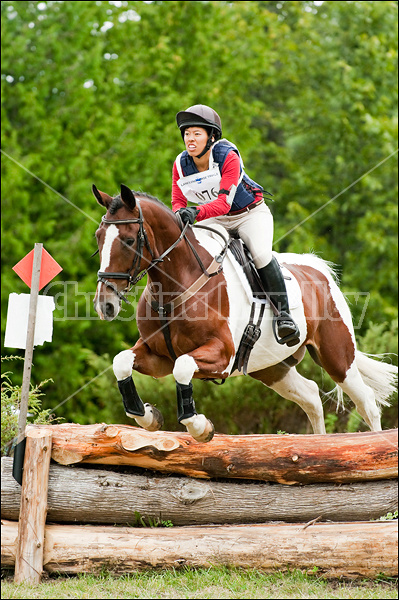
1,1,397,433
1,356,57,455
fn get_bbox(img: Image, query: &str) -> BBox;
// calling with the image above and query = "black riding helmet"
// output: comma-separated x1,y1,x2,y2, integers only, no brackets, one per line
176,104,222,158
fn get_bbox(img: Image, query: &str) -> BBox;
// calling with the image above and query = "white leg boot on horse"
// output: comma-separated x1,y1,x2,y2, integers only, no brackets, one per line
113,349,164,432
173,355,215,443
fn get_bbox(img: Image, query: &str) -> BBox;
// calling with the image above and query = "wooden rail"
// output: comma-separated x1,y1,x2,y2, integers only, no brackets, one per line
2,458,397,525
2,519,397,579
28,423,398,484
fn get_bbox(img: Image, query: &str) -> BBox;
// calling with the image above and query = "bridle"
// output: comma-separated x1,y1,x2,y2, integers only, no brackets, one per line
97,202,150,303
97,200,192,304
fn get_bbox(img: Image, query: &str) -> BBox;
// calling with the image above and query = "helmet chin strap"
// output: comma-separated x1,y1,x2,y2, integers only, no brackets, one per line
195,128,215,159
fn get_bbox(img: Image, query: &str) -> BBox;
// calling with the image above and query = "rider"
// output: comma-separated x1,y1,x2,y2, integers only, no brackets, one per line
172,104,300,347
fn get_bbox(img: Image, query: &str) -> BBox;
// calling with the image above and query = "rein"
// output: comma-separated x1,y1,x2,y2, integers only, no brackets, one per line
190,223,230,274
96,201,229,306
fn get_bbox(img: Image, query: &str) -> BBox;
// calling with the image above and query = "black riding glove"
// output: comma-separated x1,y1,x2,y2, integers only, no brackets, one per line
176,207,199,225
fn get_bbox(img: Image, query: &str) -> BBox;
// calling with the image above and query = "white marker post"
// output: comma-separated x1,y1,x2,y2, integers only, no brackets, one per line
8,243,61,584
12,243,43,483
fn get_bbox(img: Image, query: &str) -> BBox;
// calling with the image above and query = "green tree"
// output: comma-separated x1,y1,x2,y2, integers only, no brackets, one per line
1,1,397,431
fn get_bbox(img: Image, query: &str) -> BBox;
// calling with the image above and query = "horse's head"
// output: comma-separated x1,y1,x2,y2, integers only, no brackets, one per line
92,183,154,321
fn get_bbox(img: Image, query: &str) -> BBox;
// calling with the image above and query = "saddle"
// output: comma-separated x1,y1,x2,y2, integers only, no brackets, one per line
228,238,268,302
228,238,283,376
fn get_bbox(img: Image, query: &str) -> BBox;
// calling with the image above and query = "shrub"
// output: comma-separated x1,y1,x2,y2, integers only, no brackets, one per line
1,356,58,456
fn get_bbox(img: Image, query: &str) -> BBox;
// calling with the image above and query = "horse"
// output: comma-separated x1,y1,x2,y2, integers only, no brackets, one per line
92,184,397,442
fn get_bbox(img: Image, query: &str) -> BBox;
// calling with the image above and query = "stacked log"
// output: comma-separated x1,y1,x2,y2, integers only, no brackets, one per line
1,424,397,579
2,458,397,525
2,519,397,579
27,423,398,484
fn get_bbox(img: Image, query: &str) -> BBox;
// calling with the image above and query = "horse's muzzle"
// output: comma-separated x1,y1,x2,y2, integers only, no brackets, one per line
94,291,121,321
105,301,118,320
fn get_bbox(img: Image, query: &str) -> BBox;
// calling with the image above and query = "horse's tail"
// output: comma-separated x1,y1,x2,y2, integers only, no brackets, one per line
356,351,398,408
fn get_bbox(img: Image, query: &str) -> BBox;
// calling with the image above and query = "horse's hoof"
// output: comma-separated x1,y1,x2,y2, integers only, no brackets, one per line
145,404,164,432
193,419,215,443
135,403,164,432
182,414,215,443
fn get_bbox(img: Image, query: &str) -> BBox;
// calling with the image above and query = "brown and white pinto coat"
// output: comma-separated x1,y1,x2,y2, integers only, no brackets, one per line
93,186,397,442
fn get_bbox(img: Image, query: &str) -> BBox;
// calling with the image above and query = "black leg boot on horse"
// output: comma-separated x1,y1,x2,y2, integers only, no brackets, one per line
118,375,164,432
176,381,215,443
257,257,301,347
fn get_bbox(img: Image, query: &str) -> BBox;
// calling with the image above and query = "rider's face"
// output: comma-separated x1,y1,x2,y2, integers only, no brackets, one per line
184,127,209,157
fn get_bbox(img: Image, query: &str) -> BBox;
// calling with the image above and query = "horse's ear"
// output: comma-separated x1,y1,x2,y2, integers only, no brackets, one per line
120,184,136,211
92,184,112,208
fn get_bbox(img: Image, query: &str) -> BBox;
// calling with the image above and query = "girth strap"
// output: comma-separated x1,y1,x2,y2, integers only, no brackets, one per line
157,306,178,362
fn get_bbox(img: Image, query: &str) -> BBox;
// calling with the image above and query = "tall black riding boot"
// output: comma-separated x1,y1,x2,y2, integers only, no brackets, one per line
257,257,301,347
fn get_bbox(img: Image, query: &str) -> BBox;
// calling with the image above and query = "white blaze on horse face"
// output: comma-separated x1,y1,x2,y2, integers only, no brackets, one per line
94,224,121,319
100,225,120,272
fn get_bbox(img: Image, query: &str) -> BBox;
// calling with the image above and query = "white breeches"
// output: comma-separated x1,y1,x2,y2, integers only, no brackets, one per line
200,202,274,269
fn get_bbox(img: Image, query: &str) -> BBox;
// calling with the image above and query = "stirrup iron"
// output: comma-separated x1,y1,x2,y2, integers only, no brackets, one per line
272,311,300,347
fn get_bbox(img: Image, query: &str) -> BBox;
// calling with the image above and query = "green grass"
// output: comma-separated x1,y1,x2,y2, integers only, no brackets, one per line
1,568,397,599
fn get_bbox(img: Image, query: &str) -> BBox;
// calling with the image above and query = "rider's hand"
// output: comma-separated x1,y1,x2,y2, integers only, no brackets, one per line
176,207,199,225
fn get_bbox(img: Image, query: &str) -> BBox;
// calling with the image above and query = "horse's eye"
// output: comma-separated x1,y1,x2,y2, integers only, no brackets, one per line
124,238,135,247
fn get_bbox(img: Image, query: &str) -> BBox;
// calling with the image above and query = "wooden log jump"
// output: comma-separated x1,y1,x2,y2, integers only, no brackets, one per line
3,424,397,583
2,519,397,579
27,424,398,484
2,458,397,525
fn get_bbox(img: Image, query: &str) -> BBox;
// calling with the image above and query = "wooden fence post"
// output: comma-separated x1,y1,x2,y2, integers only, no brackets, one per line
14,429,52,585
13,243,43,485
